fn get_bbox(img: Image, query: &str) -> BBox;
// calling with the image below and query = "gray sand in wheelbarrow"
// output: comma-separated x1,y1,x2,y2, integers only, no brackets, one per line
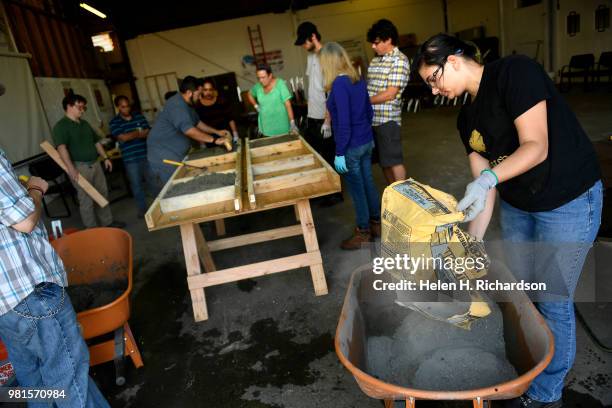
366,296,518,391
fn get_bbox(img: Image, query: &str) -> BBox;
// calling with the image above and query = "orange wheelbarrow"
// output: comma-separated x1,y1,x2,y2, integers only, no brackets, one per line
335,264,555,407
51,227,143,385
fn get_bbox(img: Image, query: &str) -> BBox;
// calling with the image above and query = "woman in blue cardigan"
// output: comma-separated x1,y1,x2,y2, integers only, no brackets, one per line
320,42,381,250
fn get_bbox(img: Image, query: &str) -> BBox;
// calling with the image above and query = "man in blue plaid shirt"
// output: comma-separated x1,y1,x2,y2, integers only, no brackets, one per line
0,84,109,407
367,19,410,185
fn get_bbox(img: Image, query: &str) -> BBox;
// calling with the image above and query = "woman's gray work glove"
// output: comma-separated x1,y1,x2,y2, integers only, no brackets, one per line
457,170,498,222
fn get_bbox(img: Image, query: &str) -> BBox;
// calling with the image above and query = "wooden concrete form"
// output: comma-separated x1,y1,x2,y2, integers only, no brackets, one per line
158,143,241,214
145,135,341,321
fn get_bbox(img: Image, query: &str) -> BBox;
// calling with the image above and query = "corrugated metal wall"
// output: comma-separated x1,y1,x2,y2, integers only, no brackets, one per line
4,0,100,78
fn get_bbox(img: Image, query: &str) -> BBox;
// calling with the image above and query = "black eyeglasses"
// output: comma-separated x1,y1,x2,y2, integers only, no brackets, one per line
426,65,443,88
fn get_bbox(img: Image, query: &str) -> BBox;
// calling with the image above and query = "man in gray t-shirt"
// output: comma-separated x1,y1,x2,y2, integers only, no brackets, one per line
295,22,343,206
147,76,230,193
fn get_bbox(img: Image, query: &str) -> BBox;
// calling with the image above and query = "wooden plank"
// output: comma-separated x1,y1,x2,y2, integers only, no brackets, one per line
234,139,243,211
251,148,309,165
254,181,337,208
252,154,315,176
214,219,226,237
40,141,109,208
193,224,216,272
254,164,319,181
298,135,340,186
147,178,341,231
187,252,322,289
297,199,328,296
180,224,209,321
160,185,234,213
144,201,162,230
145,163,182,229
186,151,236,168
250,140,303,159
245,138,256,209
254,168,328,195
249,134,299,148
207,225,303,252
294,205,301,222
299,135,341,189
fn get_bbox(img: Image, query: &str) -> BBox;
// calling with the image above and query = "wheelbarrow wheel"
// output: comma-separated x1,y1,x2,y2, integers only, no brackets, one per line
114,364,126,386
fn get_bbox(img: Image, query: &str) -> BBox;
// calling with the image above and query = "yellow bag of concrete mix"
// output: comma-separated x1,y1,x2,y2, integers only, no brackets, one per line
381,178,491,329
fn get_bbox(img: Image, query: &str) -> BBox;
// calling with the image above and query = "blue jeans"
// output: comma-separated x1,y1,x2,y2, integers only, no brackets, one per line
149,160,176,196
343,141,381,229
124,160,148,212
0,283,110,408
500,180,603,402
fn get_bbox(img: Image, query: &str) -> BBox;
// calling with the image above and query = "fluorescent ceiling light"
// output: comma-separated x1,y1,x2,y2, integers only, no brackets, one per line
80,3,106,19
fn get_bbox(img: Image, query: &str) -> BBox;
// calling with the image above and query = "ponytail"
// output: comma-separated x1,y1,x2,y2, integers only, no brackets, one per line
412,33,481,77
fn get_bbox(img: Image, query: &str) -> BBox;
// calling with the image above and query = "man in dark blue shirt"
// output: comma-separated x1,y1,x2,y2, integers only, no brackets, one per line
109,95,150,217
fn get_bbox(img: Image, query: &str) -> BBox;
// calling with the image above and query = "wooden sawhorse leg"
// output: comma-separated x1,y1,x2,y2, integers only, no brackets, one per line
124,322,144,368
180,223,216,321
296,199,328,296
294,204,300,221
214,219,226,236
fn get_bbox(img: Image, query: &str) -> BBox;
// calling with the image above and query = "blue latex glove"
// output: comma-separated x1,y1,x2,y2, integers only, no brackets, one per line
456,170,497,222
334,155,348,174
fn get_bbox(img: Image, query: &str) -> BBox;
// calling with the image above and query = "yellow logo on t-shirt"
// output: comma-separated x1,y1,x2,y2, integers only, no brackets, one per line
469,129,486,153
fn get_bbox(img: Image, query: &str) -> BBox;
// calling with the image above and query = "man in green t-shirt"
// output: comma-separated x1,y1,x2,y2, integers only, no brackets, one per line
247,64,299,137
52,94,124,229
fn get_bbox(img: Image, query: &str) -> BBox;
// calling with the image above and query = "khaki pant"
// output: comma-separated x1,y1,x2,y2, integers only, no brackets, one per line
72,162,113,228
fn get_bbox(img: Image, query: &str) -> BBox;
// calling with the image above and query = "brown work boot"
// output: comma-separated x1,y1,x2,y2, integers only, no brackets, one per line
341,227,372,250
369,219,381,238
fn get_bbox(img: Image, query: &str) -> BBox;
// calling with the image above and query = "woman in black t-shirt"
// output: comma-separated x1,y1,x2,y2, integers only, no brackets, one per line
413,34,602,408
195,78,239,148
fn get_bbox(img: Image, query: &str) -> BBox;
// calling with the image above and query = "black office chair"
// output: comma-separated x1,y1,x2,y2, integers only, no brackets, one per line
28,155,77,218
559,53,595,92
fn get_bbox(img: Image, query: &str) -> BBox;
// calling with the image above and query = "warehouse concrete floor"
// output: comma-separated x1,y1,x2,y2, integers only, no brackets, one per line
41,90,611,408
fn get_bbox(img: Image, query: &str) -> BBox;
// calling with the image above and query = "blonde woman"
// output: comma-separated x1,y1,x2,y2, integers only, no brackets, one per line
320,42,381,250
